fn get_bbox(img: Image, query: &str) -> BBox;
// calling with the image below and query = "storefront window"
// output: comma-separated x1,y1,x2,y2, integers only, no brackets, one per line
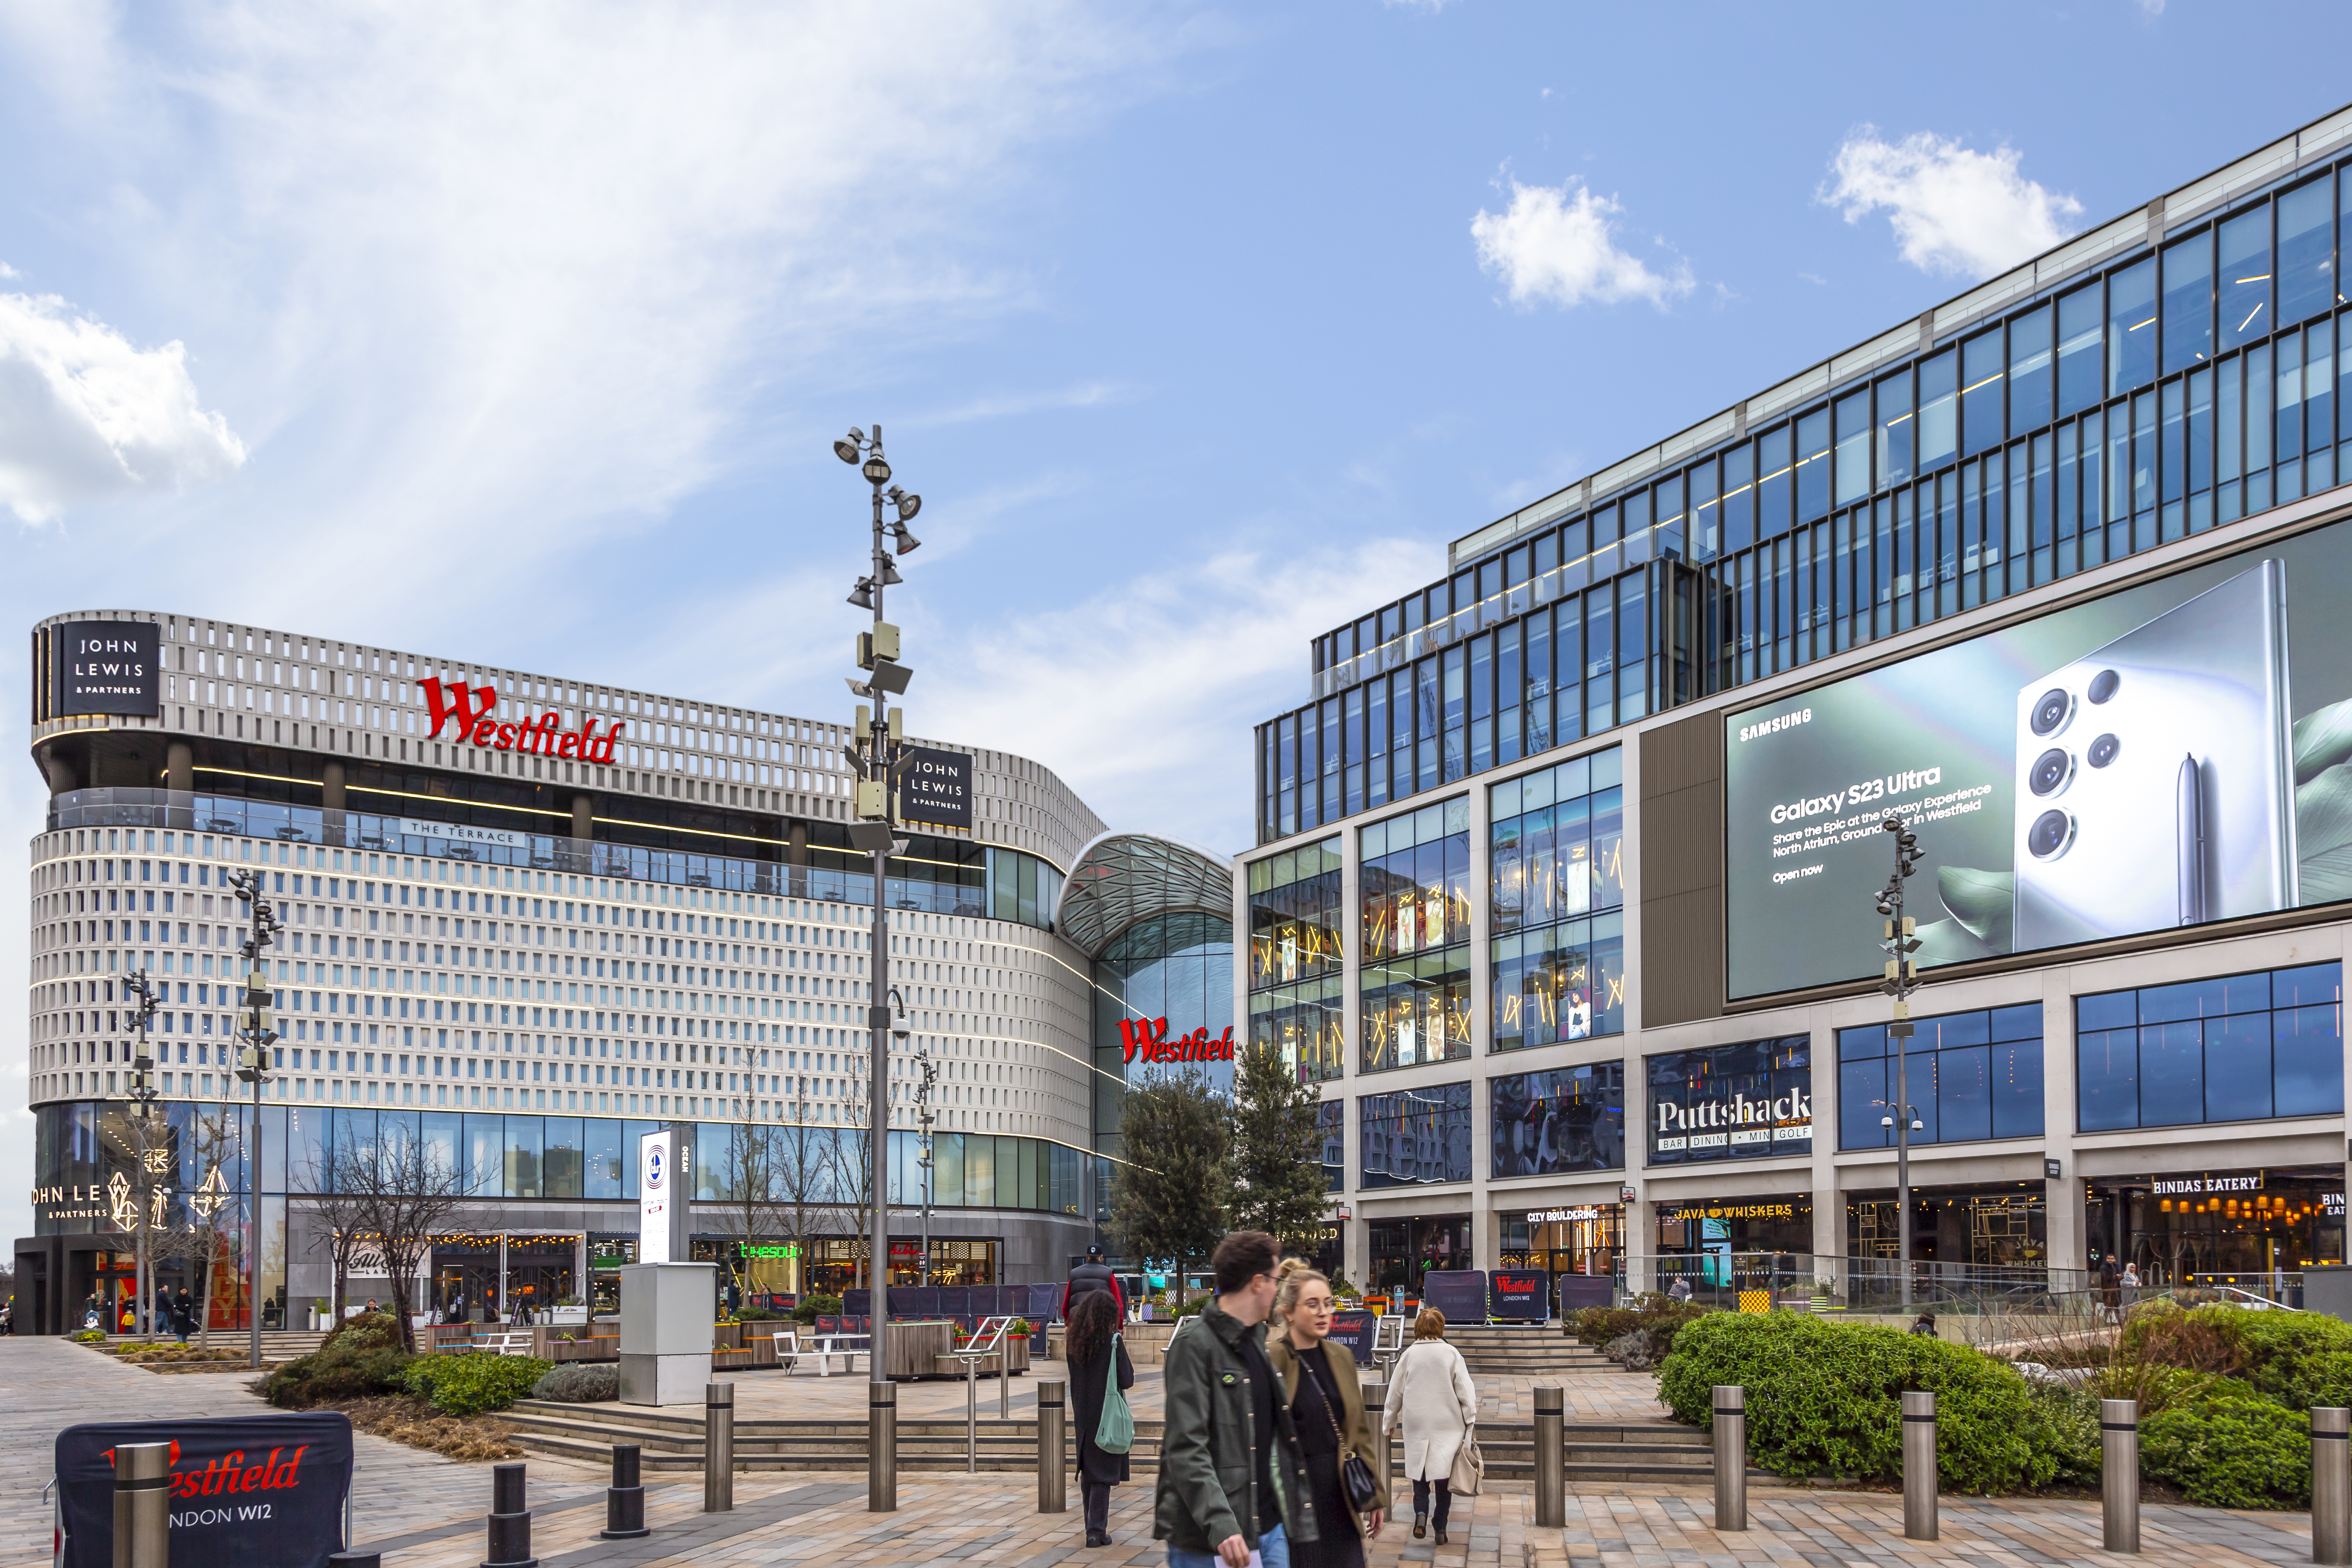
2076,961,2343,1132
1499,1206,1624,1279
1645,1037,1812,1166
1489,1064,1625,1177
2087,1166,2346,1283
1837,1004,2043,1148
1490,750,1626,1052
1367,1214,1470,1294
1248,838,1345,1084
1846,1184,2046,1267
1359,1081,1474,1189
1360,800,1471,1072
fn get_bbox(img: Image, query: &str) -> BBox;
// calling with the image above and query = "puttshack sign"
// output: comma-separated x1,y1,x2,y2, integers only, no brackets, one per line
1118,1017,1237,1065
56,1411,354,1568
423,676,625,762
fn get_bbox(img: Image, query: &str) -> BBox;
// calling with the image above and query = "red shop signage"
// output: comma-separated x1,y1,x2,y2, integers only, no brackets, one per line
424,677,626,763
1119,1017,1236,1065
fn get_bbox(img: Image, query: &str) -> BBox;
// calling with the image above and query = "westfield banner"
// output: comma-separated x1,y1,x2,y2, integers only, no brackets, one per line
422,676,624,763
56,1412,354,1568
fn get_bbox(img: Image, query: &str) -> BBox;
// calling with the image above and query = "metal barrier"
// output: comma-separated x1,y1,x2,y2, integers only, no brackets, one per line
600,1443,649,1541
1532,1385,1564,1528
112,1442,171,1568
2100,1399,2138,1554
1900,1390,1936,1541
2316,1407,2351,1566
1038,1380,1067,1514
482,1462,535,1568
870,1381,898,1511
1712,1386,1746,1532
705,1382,735,1513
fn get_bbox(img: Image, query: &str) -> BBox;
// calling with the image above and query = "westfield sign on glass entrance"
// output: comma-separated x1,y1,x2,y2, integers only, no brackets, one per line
1118,1017,1236,1065
423,677,625,762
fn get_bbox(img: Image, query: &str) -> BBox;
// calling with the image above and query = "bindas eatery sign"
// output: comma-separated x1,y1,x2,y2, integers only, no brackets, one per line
56,1411,354,1568
423,676,625,762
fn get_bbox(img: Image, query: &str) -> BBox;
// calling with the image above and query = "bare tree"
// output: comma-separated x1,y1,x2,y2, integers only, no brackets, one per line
705,1122,798,1306
773,1110,841,1298
330,1122,471,1354
302,1186,370,1327
827,1101,882,1292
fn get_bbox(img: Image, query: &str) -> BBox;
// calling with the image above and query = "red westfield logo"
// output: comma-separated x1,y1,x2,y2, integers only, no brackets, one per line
1118,1017,1236,1065
100,1440,312,1498
423,677,624,763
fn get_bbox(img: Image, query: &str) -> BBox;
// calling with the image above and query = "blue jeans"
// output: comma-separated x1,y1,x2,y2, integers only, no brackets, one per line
1169,1522,1288,1568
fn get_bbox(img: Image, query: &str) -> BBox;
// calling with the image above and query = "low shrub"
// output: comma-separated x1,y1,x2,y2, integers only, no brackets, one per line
2114,1301,2250,1380
1659,1311,2054,1494
791,1294,845,1325
532,1363,619,1403
2230,1308,2352,1412
71,1328,109,1345
1602,1327,1668,1372
1571,1295,1705,1352
403,1354,552,1417
2019,1383,2103,1487
261,1311,415,1408
2140,1388,2311,1509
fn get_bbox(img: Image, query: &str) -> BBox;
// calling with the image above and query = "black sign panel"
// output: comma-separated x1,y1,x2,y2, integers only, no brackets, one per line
1327,1308,1377,1365
900,746,973,830
1489,1268,1550,1321
57,1412,354,1568
53,620,162,717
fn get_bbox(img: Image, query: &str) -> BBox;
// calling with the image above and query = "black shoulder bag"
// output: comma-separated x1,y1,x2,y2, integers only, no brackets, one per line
1303,1351,1381,1512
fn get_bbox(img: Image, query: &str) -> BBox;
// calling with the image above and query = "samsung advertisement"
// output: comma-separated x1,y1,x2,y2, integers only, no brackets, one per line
1725,513,2352,999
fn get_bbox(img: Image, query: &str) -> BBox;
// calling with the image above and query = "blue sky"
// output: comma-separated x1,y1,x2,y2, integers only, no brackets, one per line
4,2,2350,1236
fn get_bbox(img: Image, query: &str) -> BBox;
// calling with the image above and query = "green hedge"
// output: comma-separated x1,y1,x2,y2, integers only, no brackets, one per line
402,1353,554,1417
1658,1312,2055,1493
1571,1296,1705,1352
2140,1389,2312,1509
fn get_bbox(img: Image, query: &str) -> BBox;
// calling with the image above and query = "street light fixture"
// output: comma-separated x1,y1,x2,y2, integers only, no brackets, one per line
1873,817,1926,1310
837,421,918,1511
229,869,283,1365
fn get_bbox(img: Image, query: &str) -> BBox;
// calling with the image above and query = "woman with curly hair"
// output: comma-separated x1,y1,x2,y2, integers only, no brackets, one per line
1065,1286,1134,1547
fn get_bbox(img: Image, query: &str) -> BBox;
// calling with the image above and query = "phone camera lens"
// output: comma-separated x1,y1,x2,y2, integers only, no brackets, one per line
2030,688,2074,736
2029,748,2073,797
2087,669,2121,704
2027,809,2076,860
2088,734,2120,768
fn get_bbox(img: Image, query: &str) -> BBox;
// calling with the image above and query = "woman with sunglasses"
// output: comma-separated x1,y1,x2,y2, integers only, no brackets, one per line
1266,1259,1385,1568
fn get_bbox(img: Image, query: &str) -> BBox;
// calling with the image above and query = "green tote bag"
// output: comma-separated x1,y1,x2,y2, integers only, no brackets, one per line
1096,1332,1134,1454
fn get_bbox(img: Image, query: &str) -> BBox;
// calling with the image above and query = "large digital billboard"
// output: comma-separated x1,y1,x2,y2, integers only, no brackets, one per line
1724,512,2352,999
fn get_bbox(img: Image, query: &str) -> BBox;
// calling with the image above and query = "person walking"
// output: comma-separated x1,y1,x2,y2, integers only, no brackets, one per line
1382,1307,1475,1546
1067,1287,1136,1547
1063,1243,1127,1323
1267,1261,1385,1568
1154,1229,1315,1568
172,1286,194,1344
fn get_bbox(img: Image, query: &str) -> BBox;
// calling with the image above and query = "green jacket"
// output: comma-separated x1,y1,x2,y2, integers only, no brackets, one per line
1153,1303,1318,1553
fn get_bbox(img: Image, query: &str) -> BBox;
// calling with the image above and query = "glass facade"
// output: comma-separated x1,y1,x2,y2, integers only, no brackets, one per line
1359,799,1470,1073
1261,153,2352,846
1489,748,1626,1051
1247,838,1345,1084
1836,1004,2045,1149
2076,962,2344,1132
1091,911,1235,1153
1489,1063,1624,1178
1359,1080,1473,1189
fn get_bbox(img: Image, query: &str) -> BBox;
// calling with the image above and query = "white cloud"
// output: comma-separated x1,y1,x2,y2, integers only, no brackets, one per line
1823,127,2083,280
0,290,245,523
1470,180,1693,310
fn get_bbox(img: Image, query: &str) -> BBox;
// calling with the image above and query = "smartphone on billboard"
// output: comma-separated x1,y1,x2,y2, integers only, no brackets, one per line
2012,559,2296,949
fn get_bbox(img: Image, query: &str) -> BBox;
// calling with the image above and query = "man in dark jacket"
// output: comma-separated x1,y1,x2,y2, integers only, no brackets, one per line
1062,1244,1125,1322
1154,1230,1314,1568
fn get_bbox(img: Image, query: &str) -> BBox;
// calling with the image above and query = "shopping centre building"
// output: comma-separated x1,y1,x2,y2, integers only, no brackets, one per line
17,610,1231,1333
1248,103,2352,1303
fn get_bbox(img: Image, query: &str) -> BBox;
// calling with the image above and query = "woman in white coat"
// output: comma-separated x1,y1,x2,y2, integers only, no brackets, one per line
1381,1306,1477,1545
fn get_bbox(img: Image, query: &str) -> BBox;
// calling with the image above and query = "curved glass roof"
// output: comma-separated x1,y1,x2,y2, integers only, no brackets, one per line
1054,831,1235,956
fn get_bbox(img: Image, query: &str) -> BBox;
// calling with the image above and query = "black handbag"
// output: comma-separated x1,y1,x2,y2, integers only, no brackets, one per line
1304,1353,1381,1512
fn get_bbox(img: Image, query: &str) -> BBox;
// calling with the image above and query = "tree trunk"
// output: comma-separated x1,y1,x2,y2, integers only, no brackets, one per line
196,1244,213,1349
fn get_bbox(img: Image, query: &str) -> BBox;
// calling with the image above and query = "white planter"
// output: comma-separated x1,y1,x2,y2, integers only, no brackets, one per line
547,1307,590,1326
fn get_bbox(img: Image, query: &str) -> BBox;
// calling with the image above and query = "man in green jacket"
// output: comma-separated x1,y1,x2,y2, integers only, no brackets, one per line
1154,1229,1316,1568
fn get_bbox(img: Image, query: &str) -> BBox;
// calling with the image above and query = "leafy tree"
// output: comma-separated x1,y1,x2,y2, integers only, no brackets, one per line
1110,1074,1229,1310
1227,1038,1332,1258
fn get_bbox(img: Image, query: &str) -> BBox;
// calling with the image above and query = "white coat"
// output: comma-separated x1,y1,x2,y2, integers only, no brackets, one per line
1382,1336,1477,1481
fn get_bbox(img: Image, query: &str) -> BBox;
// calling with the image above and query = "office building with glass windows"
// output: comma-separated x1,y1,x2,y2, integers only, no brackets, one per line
1247,104,2352,1307
19,606,1222,1332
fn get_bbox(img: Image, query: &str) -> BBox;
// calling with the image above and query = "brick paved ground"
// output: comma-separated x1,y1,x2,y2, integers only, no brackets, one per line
8,1334,2323,1568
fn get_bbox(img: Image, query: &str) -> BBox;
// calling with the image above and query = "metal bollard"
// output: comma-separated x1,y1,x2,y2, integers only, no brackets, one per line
1901,1390,1937,1542
1038,1379,1068,1514
112,1441,171,1568
482,1462,537,1568
1712,1386,1746,1533
325,1554,382,1568
1001,1345,1011,1420
2316,1407,2352,1566
704,1381,735,1513
600,1443,649,1541
2100,1398,2139,1555
870,1380,898,1512
967,1355,981,1474
1532,1385,1564,1529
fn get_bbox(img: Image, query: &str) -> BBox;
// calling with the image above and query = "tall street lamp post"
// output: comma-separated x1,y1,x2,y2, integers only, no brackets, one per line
229,869,283,1367
1873,818,1925,1311
833,423,921,1511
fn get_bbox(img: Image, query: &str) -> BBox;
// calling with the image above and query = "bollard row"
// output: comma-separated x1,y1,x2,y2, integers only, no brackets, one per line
601,1443,650,1541
1038,1379,1067,1515
705,1381,736,1515
1712,1386,1746,1533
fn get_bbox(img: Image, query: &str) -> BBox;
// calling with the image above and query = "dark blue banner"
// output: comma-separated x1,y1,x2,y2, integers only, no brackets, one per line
1420,1270,1488,1325
1489,1269,1550,1322
1327,1309,1377,1365
57,1412,353,1568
